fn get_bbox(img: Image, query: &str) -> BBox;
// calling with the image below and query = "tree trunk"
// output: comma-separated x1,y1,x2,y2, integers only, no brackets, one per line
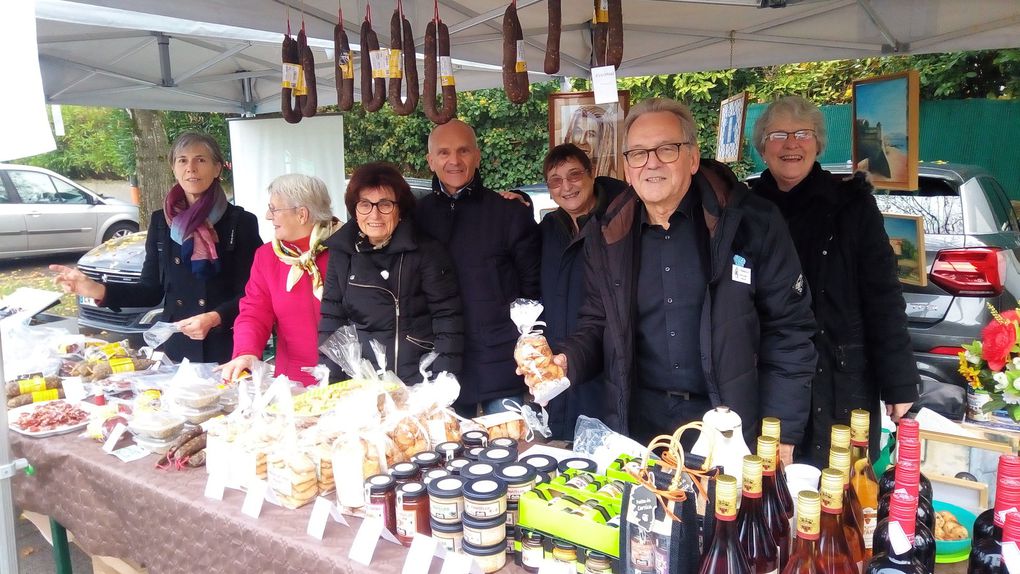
130,109,173,230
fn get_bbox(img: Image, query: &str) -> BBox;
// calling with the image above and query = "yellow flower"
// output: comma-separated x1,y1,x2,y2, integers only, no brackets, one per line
958,353,983,390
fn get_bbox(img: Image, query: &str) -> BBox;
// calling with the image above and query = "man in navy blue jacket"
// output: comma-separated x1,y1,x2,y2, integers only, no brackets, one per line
415,119,541,416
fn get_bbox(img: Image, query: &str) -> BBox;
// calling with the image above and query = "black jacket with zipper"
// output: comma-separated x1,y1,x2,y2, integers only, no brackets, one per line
318,218,464,385
540,176,627,438
560,159,818,447
752,163,919,464
414,173,541,405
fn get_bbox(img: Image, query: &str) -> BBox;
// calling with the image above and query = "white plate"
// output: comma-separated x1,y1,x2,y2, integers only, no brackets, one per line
8,399,95,438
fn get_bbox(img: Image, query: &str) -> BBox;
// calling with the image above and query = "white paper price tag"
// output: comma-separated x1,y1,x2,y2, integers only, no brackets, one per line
62,377,87,403
241,478,268,519
887,520,912,556
204,471,226,501
439,551,482,574
102,423,128,453
307,497,339,540
402,534,438,574
350,517,385,565
1003,541,1020,573
111,444,150,463
591,66,619,104
538,559,574,574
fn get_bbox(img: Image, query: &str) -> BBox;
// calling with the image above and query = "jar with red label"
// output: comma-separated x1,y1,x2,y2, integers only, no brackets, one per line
364,474,397,535
395,481,431,545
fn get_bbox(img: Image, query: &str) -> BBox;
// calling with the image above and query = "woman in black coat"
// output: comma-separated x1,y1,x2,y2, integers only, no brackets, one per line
52,132,260,364
749,96,920,465
319,162,464,385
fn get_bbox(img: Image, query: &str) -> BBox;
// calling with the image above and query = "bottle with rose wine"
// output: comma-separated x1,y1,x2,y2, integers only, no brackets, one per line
759,436,792,570
782,491,824,574
828,446,866,569
817,468,860,574
737,455,780,574
762,417,794,518
700,474,754,574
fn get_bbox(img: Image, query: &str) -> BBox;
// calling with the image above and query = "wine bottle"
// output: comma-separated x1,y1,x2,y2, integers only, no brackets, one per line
738,455,780,574
817,468,859,574
762,417,795,519
974,454,1020,547
872,453,935,573
782,491,823,574
876,439,935,533
864,491,926,574
700,474,754,574
829,446,866,569
877,419,932,503
848,410,879,559
830,425,851,451
969,509,1020,574
759,436,793,570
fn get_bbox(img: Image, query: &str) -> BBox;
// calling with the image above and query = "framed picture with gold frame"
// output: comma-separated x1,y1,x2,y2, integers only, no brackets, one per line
882,212,927,287
918,427,1017,510
851,70,920,190
548,90,630,180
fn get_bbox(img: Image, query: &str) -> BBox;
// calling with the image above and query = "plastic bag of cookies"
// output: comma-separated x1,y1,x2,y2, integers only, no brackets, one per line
510,299,570,406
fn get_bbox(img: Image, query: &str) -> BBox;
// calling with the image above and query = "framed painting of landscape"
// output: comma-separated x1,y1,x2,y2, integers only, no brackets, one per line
852,70,919,190
882,212,927,287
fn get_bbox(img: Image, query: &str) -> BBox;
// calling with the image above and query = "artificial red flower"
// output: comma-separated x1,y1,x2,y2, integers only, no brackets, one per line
982,310,1020,371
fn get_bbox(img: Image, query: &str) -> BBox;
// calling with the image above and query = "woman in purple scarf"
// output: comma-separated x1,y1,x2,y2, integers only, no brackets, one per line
51,133,261,363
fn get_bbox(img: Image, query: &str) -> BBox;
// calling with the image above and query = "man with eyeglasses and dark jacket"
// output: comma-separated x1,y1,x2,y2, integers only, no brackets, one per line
546,98,817,463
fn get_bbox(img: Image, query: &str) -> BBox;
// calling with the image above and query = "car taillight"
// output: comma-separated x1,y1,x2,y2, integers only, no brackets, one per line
930,247,1005,297
928,346,965,356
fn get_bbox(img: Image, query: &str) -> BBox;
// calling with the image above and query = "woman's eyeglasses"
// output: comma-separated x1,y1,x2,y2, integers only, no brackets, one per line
763,129,816,143
356,199,396,215
547,169,588,190
267,205,299,216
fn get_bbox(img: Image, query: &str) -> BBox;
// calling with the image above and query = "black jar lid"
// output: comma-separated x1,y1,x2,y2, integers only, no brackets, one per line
435,441,464,460
463,477,508,502
553,539,577,551
557,457,597,474
462,511,507,530
495,463,537,485
461,462,497,482
398,481,428,500
464,446,486,461
447,457,472,474
462,429,489,448
489,437,518,451
429,517,465,534
520,454,558,475
426,475,466,498
461,539,506,557
411,451,441,468
366,473,397,493
478,446,517,467
390,461,420,480
423,468,452,485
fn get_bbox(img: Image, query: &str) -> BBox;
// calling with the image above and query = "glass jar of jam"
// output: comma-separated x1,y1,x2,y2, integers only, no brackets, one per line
520,531,545,573
585,551,614,573
390,461,420,485
463,478,508,519
426,475,466,524
364,474,397,535
411,450,442,471
435,441,464,462
552,540,578,566
461,429,489,448
395,481,430,545
478,446,516,468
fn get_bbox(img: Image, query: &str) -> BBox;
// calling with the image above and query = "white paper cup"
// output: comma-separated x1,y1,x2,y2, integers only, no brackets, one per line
785,463,822,496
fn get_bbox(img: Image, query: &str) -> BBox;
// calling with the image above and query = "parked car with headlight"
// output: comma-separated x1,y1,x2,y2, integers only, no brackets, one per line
747,162,1020,421
0,164,138,260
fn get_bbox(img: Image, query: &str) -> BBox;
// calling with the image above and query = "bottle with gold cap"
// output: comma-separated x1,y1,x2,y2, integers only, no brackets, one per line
782,491,823,574
818,468,860,574
829,446,866,569
762,417,794,519
848,410,880,559
699,474,753,574
830,425,851,451
737,455,780,574
758,436,792,570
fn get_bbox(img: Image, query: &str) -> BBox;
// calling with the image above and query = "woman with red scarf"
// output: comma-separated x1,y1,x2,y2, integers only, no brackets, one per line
51,132,260,363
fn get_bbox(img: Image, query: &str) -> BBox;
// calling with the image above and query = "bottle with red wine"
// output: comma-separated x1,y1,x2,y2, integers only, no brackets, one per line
974,454,1020,547
864,491,926,574
817,468,859,574
762,417,794,518
828,446,866,569
782,491,823,574
877,418,932,503
969,509,1020,574
876,439,935,533
759,436,792,570
737,455,780,574
700,474,754,574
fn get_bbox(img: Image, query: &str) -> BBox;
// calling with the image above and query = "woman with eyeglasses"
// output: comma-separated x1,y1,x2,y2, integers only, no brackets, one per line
749,95,919,465
51,132,260,364
218,174,340,386
318,162,464,385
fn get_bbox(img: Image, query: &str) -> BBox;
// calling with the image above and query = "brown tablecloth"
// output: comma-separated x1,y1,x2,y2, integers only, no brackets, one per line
10,431,527,574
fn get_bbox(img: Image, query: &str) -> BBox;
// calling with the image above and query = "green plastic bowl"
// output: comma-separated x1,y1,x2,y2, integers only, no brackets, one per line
932,499,977,560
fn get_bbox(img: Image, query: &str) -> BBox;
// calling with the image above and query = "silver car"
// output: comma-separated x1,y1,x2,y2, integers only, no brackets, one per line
0,164,139,260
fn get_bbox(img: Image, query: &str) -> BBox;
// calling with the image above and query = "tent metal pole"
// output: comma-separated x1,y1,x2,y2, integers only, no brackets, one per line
0,333,24,574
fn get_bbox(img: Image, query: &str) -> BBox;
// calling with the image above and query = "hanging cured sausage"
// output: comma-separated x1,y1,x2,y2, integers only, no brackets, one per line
544,0,561,75
360,8,386,112
334,7,354,112
422,1,457,125
502,1,529,104
387,3,419,116
281,27,302,124
297,27,318,117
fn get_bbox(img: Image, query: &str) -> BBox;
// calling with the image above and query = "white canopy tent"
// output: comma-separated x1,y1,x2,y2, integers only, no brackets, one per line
33,0,1020,114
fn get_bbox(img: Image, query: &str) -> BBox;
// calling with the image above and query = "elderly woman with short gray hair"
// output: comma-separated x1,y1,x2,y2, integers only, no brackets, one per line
219,173,341,386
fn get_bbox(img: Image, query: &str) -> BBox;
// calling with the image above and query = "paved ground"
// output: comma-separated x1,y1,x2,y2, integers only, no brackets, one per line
15,511,93,573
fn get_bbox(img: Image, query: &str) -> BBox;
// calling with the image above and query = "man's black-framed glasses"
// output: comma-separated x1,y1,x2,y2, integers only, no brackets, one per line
356,199,396,215
622,142,692,168
763,129,816,143
547,169,588,190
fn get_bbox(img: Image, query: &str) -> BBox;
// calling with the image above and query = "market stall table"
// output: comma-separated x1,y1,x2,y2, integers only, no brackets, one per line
9,431,531,574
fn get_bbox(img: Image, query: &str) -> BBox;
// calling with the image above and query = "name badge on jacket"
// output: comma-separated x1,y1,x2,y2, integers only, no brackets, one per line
731,254,751,285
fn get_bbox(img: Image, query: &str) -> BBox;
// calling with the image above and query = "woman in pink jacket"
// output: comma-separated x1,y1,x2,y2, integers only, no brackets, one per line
219,174,340,386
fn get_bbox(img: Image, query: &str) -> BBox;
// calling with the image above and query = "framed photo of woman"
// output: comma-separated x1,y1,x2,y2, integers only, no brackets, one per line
548,91,630,179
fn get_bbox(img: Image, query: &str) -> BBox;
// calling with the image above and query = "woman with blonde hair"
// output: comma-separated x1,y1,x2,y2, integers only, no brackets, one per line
564,104,617,178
